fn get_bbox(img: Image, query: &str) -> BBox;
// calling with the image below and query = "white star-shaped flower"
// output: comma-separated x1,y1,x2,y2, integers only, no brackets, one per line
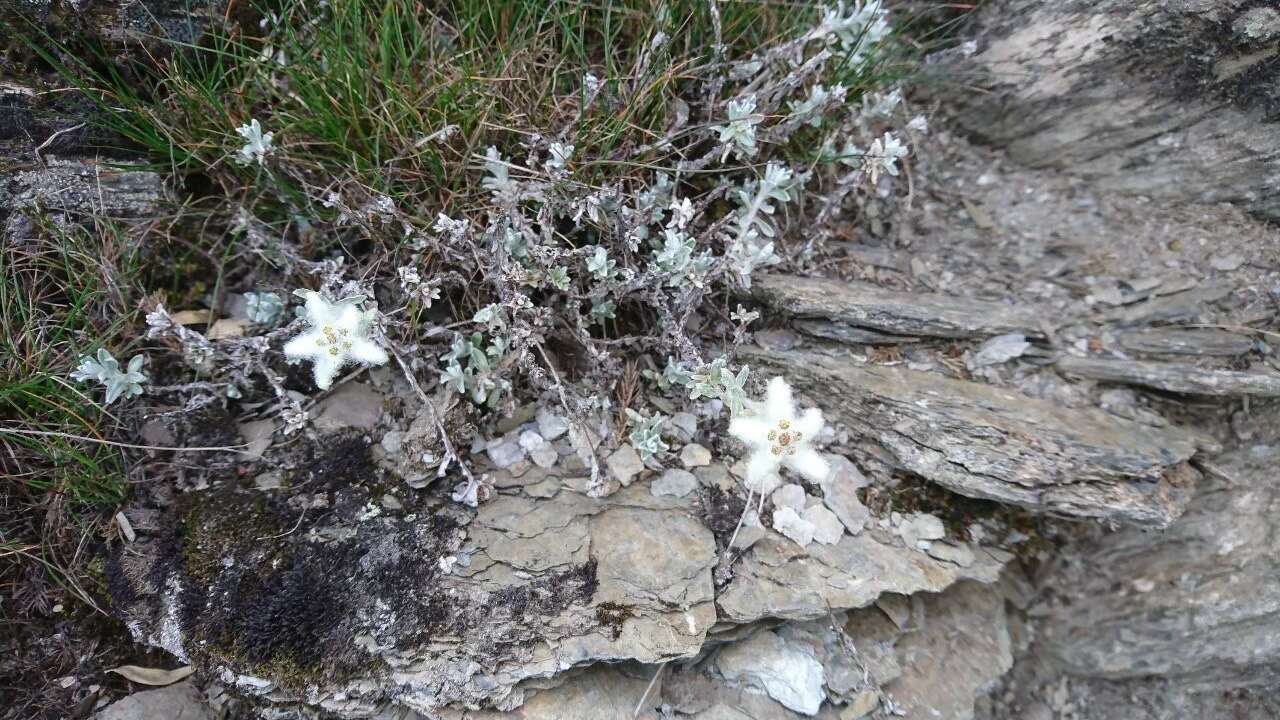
235,118,274,165
283,290,388,390
729,377,829,494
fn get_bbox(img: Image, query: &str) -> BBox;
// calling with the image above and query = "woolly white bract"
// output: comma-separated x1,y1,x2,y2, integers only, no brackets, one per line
728,377,829,495
71,348,147,405
283,290,388,390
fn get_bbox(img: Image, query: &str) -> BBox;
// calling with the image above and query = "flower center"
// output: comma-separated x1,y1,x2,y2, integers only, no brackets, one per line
316,325,353,356
766,418,801,457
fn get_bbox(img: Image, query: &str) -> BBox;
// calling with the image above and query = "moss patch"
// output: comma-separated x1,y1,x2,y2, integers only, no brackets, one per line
862,472,1061,561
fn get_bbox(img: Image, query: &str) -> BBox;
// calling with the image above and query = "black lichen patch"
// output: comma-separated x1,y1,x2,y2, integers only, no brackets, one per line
170,483,375,686
698,486,748,549
1120,1,1280,121
206,555,356,673
294,433,379,492
593,601,633,641
396,559,598,653
155,433,409,688
110,425,605,696
163,402,242,451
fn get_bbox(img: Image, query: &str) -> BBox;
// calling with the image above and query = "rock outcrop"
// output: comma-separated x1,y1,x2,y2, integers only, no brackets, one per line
931,0,1280,222
743,347,1205,528
109,388,1018,718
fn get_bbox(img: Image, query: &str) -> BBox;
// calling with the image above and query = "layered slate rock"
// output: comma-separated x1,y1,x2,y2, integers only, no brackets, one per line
448,579,1015,720
1116,328,1257,358
752,274,1042,343
717,530,1009,625
932,0,1280,221
1038,444,1280,687
1057,355,1280,397
743,348,1206,527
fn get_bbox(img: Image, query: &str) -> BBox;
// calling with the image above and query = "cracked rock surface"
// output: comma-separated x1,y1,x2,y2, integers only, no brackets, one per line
110,381,1019,718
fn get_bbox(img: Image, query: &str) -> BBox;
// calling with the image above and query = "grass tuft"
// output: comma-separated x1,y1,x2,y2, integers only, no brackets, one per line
1,218,141,615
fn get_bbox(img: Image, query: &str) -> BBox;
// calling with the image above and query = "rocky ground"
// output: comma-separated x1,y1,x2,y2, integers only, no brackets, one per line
6,2,1280,717
76,120,1280,720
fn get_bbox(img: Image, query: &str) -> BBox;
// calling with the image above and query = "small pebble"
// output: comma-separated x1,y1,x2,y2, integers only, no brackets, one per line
680,443,712,468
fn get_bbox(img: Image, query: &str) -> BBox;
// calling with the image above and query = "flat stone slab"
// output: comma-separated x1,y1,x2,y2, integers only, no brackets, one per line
95,681,212,720
743,348,1206,527
717,530,1009,625
1057,355,1280,397
450,579,1014,719
752,274,1042,342
1116,328,1256,357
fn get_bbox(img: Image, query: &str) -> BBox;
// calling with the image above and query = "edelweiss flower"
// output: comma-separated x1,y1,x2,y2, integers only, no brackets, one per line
283,290,388,390
729,377,828,494
235,118,274,165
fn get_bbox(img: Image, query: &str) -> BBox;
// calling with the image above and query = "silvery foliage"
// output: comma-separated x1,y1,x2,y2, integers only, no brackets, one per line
398,265,442,306
650,197,712,287
547,266,571,291
653,229,711,287
71,348,147,405
280,401,309,435
244,291,285,325
544,142,574,174
145,304,215,372
128,2,917,499
433,212,470,241
627,172,675,243
586,246,617,281
625,409,669,462
589,299,616,325
730,304,761,343
440,330,512,407
503,227,529,259
689,358,751,416
350,3,908,432
717,97,763,161
872,132,909,176
481,146,520,201
837,130,908,183
788,84,846,127
726,163,801,287
819,1,891,63
645,356,693,392
458,3,902,416
862,89,902,120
